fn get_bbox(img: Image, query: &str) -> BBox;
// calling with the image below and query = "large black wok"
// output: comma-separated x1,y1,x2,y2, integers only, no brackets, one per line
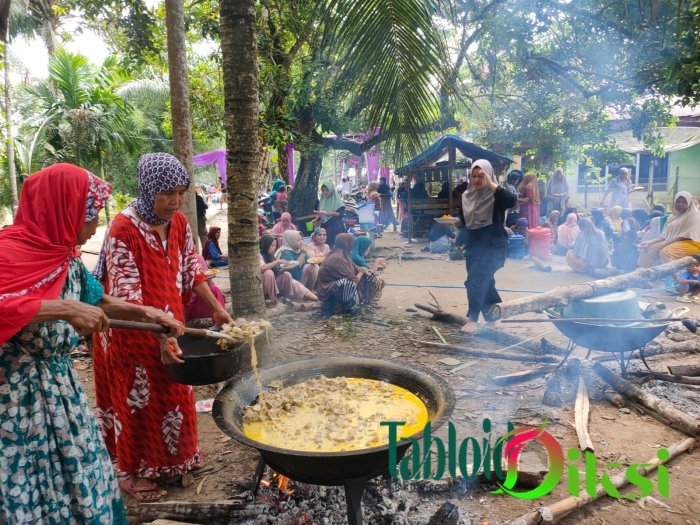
544,307,670,353
213,355,454,525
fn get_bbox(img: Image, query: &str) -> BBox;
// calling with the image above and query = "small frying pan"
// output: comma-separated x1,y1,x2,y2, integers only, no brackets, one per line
108,319,242,385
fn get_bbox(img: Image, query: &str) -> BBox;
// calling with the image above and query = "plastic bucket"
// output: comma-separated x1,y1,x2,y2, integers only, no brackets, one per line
508,234,526,259
357,202,375,226
528,227,552,260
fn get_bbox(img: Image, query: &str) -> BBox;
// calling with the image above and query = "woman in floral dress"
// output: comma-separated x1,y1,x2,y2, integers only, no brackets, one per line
92,153,233,501
0,164,183,523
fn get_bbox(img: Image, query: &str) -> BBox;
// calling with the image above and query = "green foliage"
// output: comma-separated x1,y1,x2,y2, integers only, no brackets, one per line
630,98,678,157
25,49,141,170
112,192,133,211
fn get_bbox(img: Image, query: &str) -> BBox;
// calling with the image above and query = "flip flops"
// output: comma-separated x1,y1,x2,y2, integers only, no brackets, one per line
678,295,693,303
119,476,166,502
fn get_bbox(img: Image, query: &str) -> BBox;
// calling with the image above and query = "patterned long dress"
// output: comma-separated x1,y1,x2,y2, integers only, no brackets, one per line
0,258,126,524
93,211,208,479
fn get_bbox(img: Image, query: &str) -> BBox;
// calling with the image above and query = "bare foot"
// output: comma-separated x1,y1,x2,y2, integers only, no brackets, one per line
460,320,479,333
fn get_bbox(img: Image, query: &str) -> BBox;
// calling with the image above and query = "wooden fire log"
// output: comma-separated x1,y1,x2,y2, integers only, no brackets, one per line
492,365,557,385
594,339,700,363
667,364,700,376
414,340,561,363
509,437,697,525
628,371,700,385
126,500,247,525
590,361,700,437
487,256,696,321
414,303,566,355
574,376,594,453
426,501,459,525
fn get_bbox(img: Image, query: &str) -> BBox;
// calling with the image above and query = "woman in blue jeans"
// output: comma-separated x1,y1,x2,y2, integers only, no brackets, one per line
460,159,517,333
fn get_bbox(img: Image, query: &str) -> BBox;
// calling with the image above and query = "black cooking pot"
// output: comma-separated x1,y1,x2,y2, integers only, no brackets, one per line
213,355,454,485
167,334,243,386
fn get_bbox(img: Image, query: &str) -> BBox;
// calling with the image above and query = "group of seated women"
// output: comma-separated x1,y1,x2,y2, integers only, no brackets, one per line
257,227,386,313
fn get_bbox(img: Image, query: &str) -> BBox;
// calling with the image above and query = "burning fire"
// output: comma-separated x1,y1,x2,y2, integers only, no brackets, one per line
259,471,295,495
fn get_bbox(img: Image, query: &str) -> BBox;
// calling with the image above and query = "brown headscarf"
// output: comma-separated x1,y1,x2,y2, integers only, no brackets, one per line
522,173,541,204
317,233,356,300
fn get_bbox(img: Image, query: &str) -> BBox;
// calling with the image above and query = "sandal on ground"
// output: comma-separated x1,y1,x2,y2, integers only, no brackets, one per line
677,295,693,303
119,476,166,502
692,296,700,304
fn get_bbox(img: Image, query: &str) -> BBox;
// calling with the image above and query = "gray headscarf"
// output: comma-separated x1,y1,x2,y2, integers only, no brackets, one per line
462,159,499,230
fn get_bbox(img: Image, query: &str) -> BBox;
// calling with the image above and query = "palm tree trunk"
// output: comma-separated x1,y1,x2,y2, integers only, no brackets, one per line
3,42,17,217
165,0,198,241
220,0,267,318
96,145,110,223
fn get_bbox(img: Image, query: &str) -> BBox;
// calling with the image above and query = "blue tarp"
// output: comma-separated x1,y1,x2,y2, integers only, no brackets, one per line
395,134,513,176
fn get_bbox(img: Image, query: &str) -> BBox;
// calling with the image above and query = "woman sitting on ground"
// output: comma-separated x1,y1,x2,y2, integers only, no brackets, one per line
317,234,366,316
638,191,700,267
271,212,298,248
608,205,624,233
202,226,228,267
350,235,386,307
567,218,609,274
259,235,317,305
185,255,227,321
612,211,640,272
276,230,319,291
553,213,580,256
591,208,614,240
543,210,560,246
427,221,456,253
306,227,330,258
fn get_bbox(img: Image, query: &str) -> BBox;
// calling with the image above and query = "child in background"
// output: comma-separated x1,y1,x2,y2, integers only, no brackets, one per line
676,261,700,303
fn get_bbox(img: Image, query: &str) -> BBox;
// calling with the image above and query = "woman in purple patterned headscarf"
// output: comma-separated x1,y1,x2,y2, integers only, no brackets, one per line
92,152,233,502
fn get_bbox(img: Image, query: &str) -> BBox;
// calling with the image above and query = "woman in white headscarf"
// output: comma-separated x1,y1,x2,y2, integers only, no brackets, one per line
460,159,517,333
638,191,700,267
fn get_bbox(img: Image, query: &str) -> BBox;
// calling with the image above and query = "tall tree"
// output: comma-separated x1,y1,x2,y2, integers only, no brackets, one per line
220,0,267,318
3,43,17,215
164,0,198,237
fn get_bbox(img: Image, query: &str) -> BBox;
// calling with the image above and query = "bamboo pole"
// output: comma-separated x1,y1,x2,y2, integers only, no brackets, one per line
414,340,560,363
487,256,696,321
509,438,697,525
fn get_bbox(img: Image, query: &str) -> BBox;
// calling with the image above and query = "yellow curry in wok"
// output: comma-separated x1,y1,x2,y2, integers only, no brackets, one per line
243,376,428,452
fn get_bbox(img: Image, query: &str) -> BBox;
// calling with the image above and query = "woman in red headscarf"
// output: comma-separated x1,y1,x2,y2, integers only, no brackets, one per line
0,164,183,523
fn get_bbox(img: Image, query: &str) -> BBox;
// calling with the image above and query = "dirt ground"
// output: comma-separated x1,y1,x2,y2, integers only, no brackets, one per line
79,210,700,525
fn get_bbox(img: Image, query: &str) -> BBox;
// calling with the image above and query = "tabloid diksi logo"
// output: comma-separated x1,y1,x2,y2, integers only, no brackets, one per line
381,419,670,500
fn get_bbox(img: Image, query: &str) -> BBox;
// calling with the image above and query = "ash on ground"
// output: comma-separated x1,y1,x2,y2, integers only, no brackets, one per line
229,470,488,525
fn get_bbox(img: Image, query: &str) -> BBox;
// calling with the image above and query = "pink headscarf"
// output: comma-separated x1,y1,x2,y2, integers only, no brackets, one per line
271,212,297,235
557,213,580,247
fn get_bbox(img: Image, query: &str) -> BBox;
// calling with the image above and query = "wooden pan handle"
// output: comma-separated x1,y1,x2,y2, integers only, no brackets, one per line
108,319,169,333
109,319,214,339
